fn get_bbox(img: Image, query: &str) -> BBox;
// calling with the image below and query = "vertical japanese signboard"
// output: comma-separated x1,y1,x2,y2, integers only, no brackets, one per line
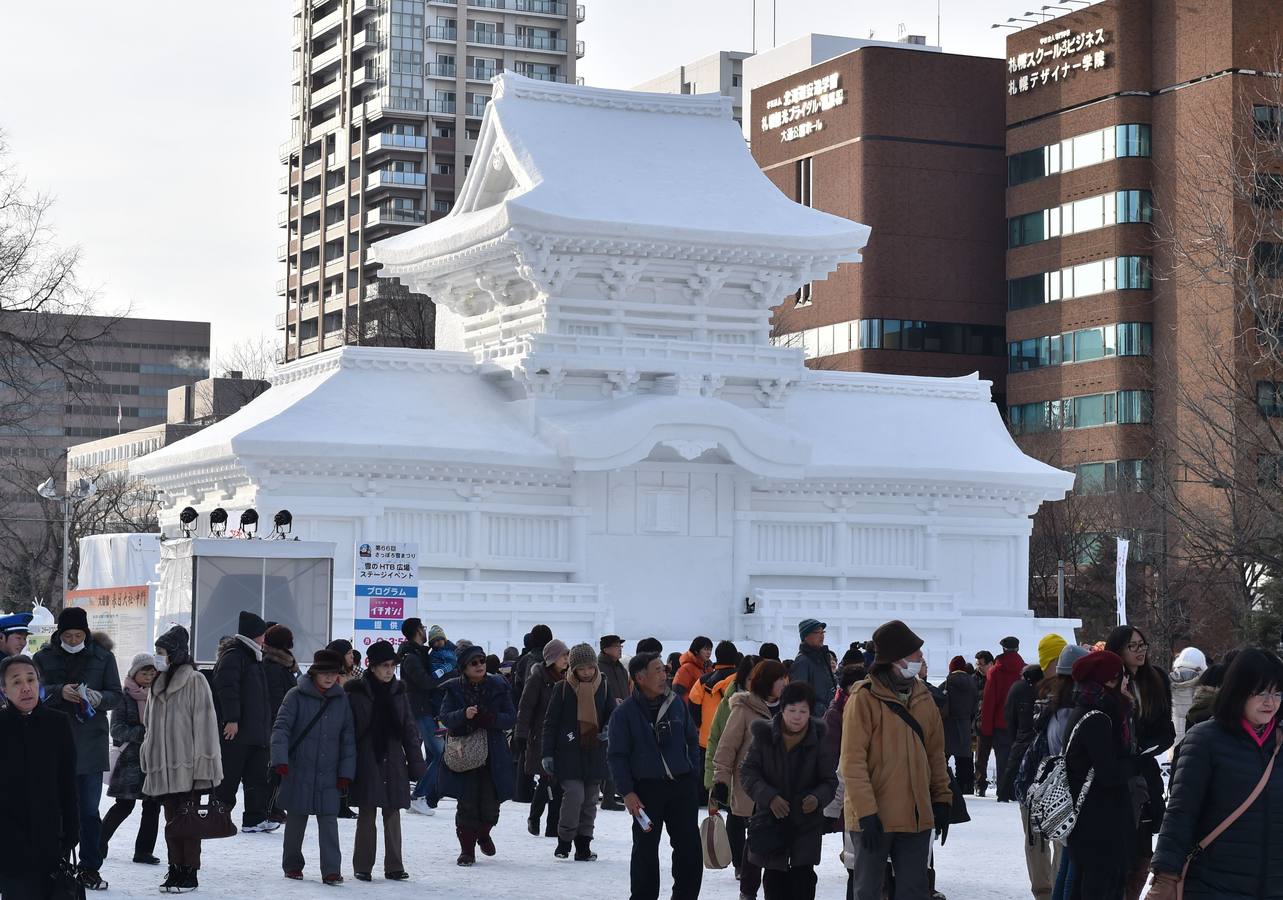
66,585,153,682
353,542,419,651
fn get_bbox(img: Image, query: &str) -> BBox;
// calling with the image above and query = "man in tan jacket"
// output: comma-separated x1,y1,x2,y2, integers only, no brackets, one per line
842,619,952,900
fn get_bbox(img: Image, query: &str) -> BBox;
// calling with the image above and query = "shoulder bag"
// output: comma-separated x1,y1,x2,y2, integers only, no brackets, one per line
1171,729,1282,900
444,688,490,773
879,696,971,825
49,850,87,900
266,695,336,806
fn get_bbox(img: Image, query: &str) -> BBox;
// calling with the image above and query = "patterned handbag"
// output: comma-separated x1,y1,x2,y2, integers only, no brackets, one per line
444,727,489,773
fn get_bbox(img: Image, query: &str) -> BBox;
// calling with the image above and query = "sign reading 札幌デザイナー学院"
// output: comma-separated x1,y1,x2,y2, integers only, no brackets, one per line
760,72,846,143
1008,27,1111,95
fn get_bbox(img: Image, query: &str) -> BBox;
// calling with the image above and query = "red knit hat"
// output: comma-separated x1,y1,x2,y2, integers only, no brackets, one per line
1071,649,1124,685
949,655,968,673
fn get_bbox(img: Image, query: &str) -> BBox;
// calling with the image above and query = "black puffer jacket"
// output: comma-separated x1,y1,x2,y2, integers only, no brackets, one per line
943,670,978,758
1064,692,1136,848
999,664,1043,801
212,636,271,747
1153,719,1283,898
541,676,613,783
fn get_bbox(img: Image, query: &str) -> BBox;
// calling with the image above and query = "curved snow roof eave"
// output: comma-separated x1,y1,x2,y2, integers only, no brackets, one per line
370,73,870,275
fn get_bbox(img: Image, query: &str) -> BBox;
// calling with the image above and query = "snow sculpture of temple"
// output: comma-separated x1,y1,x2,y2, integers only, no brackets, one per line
134,75,1078,663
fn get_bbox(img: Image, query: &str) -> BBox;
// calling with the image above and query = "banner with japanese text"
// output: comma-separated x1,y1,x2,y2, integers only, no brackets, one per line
353,541,418,652
66,584,153,682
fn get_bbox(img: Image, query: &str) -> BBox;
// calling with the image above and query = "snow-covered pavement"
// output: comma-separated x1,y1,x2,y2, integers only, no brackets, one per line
95,791,1026,898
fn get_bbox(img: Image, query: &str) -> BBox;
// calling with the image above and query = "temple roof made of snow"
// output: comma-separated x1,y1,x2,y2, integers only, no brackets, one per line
370,74,871,274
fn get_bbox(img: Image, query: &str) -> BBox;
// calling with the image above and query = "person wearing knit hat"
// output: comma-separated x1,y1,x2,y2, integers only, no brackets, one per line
427,625,448,648
30,601,123,890
1170,645,1207,745
758,641,780,661
1060,649,1132,898
394,617,451,817
943,654,980,794
793,619,837,716
518,637,570,837
542,643,611,860
101,653,162,865
1056,644,1091,677
211,609,276,835
842,619,952,898
1038,634,1068,674
271,647,355,884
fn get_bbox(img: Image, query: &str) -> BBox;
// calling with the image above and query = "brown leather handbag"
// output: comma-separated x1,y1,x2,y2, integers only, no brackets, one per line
164,793,238,841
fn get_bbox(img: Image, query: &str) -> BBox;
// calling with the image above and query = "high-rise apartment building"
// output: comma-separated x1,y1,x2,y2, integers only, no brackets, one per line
633,51,752,125
277,0,585,361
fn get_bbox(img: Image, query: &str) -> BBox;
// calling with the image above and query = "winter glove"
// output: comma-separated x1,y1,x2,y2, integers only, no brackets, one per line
768,796,790,819
710,782,730,806
275,764,289,777
82,687,104,709
801,794,819,815
1144,871,1180,900
858,814,884,851
541,757,555,776
932,802,951,845
337,777,351,792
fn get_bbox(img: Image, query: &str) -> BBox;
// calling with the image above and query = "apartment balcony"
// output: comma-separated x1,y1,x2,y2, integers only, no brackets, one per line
308,113,342,142
514,0,568,14
277,174,290,193
467,31,568,54
577,3,585,21
352,28,382,53
351,0,380,15
367,132,428,152
301,337,320,355
311,76,343,106
367,170,427,189
427,62,458,78
310,41,343,74
276,278,288,295
576,39,585,58
432,200,453,214
465,102,489,118
311,7,344,40
467,65,498,82
279,136,298,163
350,64,376,89
427,25,458,42
324,330,346,350
517,70,567,83
277,243,288,261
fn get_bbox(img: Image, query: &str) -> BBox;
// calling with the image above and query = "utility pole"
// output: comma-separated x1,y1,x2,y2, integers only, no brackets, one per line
1057,559,1065,618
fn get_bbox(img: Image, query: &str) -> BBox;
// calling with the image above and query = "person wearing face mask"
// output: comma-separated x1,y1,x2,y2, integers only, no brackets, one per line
100,653,162,865
33,606,123,891
0,654,79,899
141,625,223,893
842,619,952,900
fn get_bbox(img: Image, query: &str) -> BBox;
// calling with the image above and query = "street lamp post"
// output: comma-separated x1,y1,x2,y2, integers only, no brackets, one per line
36,476,97,603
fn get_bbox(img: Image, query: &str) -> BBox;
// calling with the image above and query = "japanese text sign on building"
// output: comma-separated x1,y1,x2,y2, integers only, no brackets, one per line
760,72,846,143
67,585,153,682
1007,27,1111,96
353,541,419,650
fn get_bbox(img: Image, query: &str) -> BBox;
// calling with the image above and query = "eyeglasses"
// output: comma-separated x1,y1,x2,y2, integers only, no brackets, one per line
1125,642,1148,652
467,659,487,667
1252,691,1283,703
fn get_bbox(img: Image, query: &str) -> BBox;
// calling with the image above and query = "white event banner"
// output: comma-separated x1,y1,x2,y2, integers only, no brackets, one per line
353,541,419,652
1115,537,1129,626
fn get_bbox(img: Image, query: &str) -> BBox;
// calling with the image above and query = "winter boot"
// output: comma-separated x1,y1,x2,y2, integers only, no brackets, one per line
77,868,108,891
554,839,572,860
477,827,496,857
179,866,199,892
160,866,182,893
573,836,597,862
528,789,546,835
456,827,477,866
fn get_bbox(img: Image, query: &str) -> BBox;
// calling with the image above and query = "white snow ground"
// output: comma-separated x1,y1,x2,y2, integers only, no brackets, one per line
94,791,1026,898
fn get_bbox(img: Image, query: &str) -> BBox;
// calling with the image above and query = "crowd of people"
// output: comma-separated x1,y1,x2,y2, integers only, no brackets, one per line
2,604,1281,900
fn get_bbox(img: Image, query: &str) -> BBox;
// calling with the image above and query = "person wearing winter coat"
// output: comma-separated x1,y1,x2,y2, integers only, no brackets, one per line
739,681,838,900
0,654,79,899
398,618,454,814
703,654,760,791
1000,662,1046,802
1045,644,1090,900
1147,648,1283,900
944,655,979,794
1168,646,1206,745
842,620,952,900
1105,625,1175,900
212,610,275,833
976,636,1024,798
512,623,553,706
1063,650,1136,900
438,644,519,866
541,642,614,861
100,653,161,866
791,618,837,716
32,605,123,891
710,658,788,898
1186,662,1227,733
608,651,703,900
672,635,714,698
262,624,300,721
142,625,224,893
689,640,741,744
271,648,357,885
598,634,630,811
517,638,569,837
345,640,426,881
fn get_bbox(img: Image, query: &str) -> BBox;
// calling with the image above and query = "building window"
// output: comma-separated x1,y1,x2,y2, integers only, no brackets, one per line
1254,242,1283,278
1007,257,1152,312
1254,105,1282,139
1007,124,1152,187
1008,191,1153,248
1075,459,1151,494
1254,174,1283,208
784,317,1004,358
1258,380,1283,416
795,282,813,307
1008,323,1151,373
1008,389,1153,434
797,157,813,207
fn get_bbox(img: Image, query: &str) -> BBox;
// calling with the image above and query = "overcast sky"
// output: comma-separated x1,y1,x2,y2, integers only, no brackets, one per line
0,0,1026,366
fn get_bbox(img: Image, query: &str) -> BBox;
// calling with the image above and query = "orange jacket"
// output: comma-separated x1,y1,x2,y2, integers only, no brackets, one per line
672,650,709,698
688,668,736,748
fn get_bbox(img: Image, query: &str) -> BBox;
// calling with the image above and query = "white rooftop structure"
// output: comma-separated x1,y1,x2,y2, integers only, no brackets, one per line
134,74,1076,660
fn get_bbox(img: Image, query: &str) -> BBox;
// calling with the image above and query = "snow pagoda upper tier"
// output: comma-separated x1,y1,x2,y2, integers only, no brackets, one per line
370,73,870,381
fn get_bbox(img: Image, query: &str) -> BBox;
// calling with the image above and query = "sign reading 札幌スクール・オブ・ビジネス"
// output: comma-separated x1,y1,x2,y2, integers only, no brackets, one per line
1008,27,1112,96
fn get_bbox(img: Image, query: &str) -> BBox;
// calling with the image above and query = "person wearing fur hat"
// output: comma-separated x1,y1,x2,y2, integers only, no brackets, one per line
212,609,276,834
272,648,357,885
438,643,518,866
100,653,161,866
517,637,570,837
541,642,613,861
143,625,223,893
262,625,300,723
1063,649,1134,899
345,640,426,881
33,605,123,891
842,620,952,900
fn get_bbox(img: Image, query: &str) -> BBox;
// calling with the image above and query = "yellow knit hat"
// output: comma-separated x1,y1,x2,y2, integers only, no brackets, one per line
1038,633,1068,672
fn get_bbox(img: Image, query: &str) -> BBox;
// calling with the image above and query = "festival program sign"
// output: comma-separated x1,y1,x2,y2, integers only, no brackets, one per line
353,541,419,651
66,585,153,681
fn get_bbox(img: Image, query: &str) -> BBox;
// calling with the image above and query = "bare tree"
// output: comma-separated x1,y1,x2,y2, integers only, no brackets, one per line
203,335,275,410
350,280,435,350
